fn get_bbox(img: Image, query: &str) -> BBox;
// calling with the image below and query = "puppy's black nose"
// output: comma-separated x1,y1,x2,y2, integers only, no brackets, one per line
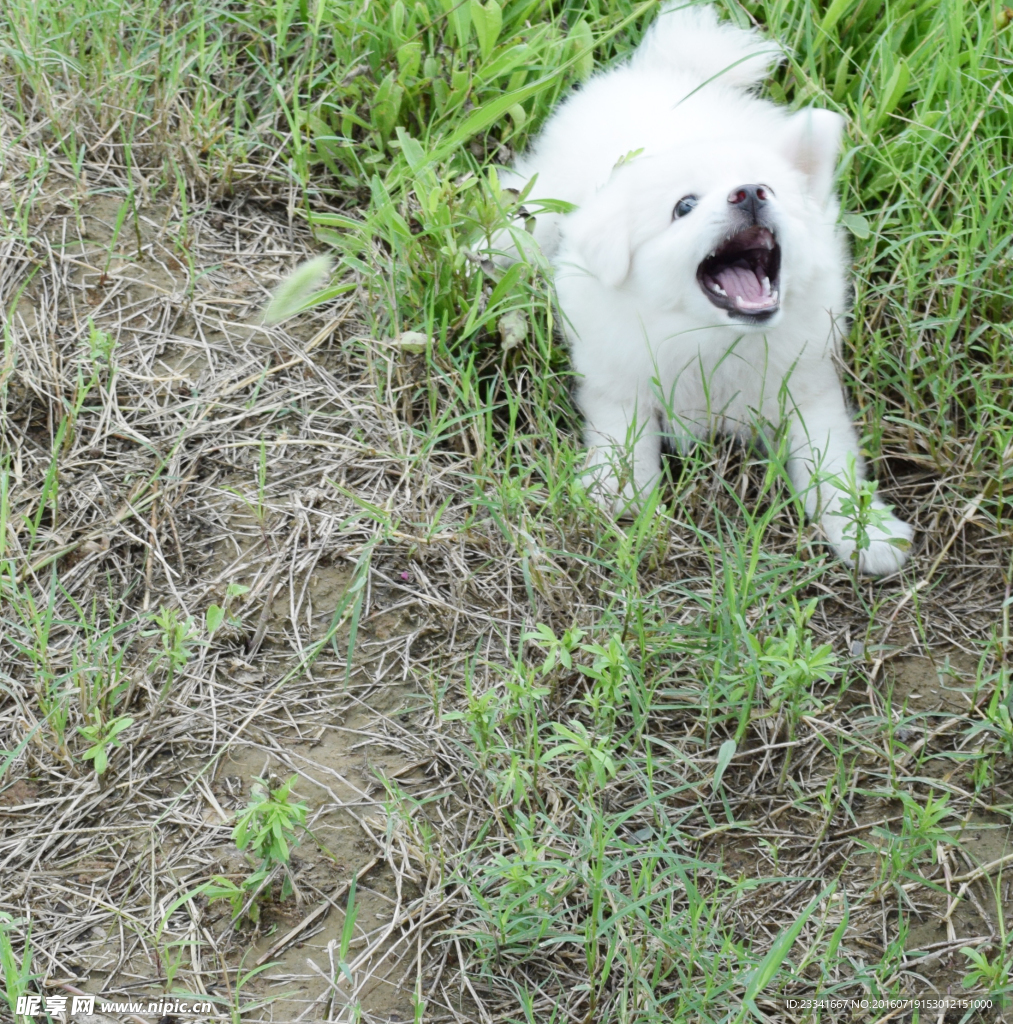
727,184,771,221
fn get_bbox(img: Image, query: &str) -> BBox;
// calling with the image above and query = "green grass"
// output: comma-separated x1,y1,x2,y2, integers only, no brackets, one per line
3,0,1013,1022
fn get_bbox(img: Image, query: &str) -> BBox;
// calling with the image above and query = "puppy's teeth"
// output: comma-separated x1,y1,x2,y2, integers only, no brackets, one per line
761,276,771,295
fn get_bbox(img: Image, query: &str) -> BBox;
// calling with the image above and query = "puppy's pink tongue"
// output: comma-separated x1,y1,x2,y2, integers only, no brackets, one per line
714,264,776,310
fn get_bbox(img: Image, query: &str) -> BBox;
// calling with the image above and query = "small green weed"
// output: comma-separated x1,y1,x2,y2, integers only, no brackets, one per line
205,582,251,636
145,606,198,699
186,776,310,928
860,791,955,888
77,713,134,775
0,914,34,1023
85,320,116,375
959,874,1012,1002
828,455,909,576
204,869,272,928
233,776,308,898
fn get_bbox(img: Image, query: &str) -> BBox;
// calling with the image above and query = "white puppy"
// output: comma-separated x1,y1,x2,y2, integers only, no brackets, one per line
498,3,912,575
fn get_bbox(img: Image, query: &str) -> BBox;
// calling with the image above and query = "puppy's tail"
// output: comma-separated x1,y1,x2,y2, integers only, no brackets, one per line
630,3,781,89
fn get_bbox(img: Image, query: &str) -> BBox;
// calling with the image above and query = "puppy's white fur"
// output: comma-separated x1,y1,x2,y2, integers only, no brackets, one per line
498,3,912,575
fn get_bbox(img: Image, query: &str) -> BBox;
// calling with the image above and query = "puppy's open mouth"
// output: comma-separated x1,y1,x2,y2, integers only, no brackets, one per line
697,226,781,322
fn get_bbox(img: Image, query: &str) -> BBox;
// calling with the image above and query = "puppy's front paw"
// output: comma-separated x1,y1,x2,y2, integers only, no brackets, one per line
585,471,641,520
832,514,914,576
582,453,658,519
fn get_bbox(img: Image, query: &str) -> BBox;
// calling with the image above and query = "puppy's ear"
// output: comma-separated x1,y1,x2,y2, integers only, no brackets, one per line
781,108,845,206
565,184,633,287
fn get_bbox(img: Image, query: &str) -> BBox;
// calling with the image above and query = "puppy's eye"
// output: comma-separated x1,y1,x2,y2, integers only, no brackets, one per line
673,195,698,219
